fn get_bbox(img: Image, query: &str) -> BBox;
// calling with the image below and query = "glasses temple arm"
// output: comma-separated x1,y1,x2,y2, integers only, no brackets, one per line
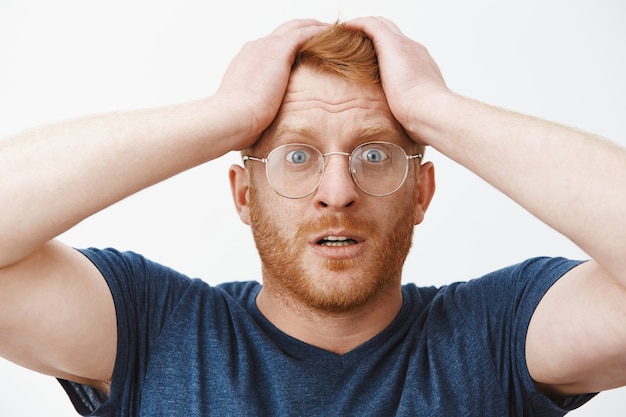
242,155,267,163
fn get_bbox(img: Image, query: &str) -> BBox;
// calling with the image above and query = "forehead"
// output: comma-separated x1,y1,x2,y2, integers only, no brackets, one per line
256,67,411,153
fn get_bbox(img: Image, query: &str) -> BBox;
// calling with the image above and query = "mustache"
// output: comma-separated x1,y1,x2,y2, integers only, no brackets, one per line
297,213,378,236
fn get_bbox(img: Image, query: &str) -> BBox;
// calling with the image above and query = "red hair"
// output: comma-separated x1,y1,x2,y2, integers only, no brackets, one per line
293,23,380,85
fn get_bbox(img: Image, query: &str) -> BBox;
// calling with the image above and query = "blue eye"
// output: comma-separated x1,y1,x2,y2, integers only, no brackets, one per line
286,149,309,164
361,148,388,163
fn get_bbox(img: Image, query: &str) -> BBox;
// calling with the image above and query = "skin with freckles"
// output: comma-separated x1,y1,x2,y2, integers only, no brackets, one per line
230,66,435,349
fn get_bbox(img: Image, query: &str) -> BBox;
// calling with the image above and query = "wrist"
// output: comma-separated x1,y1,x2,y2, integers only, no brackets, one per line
400,90,461,147
204,94,266,154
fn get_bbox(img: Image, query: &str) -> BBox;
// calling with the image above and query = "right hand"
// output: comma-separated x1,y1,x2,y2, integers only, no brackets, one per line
215,19,328,151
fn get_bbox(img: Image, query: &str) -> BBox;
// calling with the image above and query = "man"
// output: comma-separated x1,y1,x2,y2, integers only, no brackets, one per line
0,17,625,416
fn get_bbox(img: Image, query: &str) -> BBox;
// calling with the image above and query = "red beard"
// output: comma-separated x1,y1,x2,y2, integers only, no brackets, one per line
249,188,416,313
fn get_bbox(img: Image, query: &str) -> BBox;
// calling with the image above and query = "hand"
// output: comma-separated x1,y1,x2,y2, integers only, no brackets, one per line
215,19,328,151
346,17,449,143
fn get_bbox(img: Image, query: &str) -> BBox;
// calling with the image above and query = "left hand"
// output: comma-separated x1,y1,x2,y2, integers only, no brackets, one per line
346,17,450,143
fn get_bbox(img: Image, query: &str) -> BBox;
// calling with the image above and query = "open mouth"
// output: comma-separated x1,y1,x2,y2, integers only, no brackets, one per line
317,235,358,247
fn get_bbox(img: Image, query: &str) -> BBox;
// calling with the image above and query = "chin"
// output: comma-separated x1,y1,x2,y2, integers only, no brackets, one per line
290,267,398,314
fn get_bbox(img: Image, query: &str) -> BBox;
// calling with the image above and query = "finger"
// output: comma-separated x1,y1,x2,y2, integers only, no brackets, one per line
345,16,403,37
374,16,404,34
265,19,329,52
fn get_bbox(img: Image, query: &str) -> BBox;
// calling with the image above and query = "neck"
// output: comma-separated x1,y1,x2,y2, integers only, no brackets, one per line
256,283,403,355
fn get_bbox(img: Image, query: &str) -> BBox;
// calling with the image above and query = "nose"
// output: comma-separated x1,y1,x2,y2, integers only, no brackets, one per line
314,153,360,210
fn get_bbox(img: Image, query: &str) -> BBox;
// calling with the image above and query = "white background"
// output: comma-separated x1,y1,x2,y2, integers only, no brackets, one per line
1,0,625,415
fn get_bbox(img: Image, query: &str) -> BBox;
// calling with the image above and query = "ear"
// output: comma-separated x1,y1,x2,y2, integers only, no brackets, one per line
229,164,251,225
413,161,436,225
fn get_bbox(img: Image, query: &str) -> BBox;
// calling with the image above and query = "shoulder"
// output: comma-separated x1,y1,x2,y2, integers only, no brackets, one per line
401,257,590,413
447,257,582,304
400,256,584,345
404,257,582,306
77,247,261,319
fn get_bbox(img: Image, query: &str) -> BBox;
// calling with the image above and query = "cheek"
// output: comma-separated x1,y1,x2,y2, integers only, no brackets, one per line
400,170,422,214
382,183,419,214
248,179,299,238
379,190,420,232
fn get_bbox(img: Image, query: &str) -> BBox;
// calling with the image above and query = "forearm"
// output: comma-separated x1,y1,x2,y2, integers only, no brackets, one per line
415,93,626,280
0,98,236,267
0,19,328,269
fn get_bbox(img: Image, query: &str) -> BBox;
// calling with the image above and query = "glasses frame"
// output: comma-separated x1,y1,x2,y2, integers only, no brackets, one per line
243,141,423,199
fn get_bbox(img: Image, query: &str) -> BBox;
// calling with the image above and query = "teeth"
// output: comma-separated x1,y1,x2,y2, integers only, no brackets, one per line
319,236,356,247
325,236,348,241
322,241,352,247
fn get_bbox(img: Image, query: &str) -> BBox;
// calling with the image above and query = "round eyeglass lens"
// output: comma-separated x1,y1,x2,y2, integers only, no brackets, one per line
350,142,409,196
265,144,324,199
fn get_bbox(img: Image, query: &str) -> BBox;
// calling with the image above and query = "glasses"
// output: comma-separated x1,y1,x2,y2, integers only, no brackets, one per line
243,141,423,199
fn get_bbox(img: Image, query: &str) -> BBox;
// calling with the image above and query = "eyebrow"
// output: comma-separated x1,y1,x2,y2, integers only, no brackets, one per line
274,124,317,140
358,125,404,142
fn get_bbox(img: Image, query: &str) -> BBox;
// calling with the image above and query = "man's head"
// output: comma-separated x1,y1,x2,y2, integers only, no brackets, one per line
245,23,425,159
230,23,435,314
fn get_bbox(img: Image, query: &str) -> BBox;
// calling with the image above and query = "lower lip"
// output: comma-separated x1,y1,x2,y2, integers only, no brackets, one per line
310,241,365,260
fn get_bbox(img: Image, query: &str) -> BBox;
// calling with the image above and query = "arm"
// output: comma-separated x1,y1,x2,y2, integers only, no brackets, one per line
348,17,626,395
0,19,326,390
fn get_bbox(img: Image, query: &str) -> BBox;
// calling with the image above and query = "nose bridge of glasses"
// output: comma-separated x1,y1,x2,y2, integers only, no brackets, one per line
322,151,355,174
322,151,351,157
322,150,352,162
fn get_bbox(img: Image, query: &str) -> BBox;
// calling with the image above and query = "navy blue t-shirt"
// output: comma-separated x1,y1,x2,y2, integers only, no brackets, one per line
59,249,594,416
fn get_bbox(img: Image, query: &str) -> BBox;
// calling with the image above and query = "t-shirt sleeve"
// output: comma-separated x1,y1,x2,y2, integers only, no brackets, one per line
58,247,197,416
450,257,596,415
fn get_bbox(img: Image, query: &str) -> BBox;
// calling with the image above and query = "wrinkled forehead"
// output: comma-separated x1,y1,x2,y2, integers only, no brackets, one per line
252,67,414,156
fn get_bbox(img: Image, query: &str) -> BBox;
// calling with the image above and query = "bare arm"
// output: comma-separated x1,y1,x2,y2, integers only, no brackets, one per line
1,100,231,266
0,19,327,389
349,16,626,395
